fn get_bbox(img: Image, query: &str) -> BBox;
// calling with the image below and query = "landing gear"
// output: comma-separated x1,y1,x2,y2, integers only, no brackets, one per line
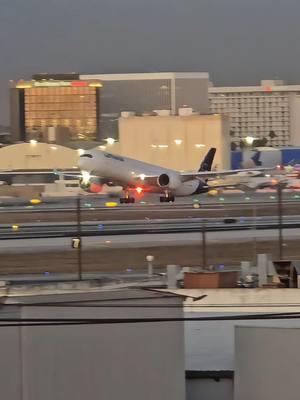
160,192,175,203
120,197,135,204
120,189,135,204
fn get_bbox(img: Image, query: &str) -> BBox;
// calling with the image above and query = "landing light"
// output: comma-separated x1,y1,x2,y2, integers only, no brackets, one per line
81,171,91,185
140,174,146,181
12,224,19,231
106,138,115,145
30,139,37,145
136,187,143,195
245,136,256,145
195,144,206,148
174,139,182,145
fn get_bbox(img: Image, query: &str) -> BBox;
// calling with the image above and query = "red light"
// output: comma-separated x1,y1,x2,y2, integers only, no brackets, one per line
136,187,143,194
71,81,88,87
265,86,273,92
90,183,102,193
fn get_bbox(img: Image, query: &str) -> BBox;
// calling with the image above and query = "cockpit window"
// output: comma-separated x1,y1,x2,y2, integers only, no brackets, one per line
80,154,93,158
104,153,124,162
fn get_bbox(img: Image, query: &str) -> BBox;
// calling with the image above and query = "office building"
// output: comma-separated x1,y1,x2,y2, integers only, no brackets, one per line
209,80,300,147
80,72,210,140
10,74,102,143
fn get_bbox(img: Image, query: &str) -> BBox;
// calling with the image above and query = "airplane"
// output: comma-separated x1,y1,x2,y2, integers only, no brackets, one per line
77,147,271,203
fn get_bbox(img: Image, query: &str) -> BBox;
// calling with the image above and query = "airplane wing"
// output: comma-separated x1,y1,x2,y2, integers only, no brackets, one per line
180,167,271,181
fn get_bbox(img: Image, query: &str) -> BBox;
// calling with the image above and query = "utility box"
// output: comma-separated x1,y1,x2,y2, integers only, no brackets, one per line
184,271,238,289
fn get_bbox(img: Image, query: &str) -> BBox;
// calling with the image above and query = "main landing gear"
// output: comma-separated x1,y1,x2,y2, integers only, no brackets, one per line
160,191,175,203
120,189,135,204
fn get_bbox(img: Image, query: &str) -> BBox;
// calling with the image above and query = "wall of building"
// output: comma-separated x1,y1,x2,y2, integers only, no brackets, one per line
0,289,185,400
175,78,209,115
10,88,25,142
289,94,300,146
186,378,233,400
81,72,210,140
235,326,300,400
118,115,230,170
0,143,78,170
209,80,300,147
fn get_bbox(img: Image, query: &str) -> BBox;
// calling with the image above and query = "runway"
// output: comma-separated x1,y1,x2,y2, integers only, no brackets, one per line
0,228,297,254
0,197,300,225
0,215,298,239
0,191,299,275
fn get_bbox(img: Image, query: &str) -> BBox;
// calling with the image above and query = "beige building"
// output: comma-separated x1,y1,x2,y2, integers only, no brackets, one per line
0,142,78,170
117,114,230,170
0,114,229,173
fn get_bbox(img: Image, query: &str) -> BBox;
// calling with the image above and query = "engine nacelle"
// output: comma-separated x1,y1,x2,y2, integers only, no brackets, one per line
80,177,102,193
157,172,182,190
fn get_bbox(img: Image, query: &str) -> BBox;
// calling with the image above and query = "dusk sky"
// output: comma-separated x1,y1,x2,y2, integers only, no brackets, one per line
1,0,300,124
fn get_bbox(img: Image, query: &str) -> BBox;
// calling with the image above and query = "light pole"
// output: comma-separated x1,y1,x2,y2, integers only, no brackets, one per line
202,219,207,270
76,195,83,280
146,255,154,276
277,183,283,260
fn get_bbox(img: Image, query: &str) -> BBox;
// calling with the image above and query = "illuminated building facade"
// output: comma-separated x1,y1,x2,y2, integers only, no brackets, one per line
10,74,101,143
209,80,300,147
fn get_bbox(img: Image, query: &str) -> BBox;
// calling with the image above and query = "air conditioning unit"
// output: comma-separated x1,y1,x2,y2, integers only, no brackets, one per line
121,111,135,118
178,107,193,116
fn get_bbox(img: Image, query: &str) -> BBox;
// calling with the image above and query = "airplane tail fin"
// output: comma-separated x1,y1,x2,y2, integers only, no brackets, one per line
251,151,262,166
198,148,216,172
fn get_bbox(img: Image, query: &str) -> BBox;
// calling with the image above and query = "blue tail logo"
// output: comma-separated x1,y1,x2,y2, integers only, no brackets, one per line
251,151,262,166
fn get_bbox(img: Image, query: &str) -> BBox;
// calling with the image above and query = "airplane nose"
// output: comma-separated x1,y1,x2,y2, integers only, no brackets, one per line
78,153,94,172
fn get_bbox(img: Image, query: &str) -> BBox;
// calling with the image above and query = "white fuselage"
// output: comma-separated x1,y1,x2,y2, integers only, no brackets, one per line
78,148,204,196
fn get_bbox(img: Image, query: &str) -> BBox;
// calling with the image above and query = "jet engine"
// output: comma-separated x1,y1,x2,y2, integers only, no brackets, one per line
80,177,102,193
157,173,182,190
